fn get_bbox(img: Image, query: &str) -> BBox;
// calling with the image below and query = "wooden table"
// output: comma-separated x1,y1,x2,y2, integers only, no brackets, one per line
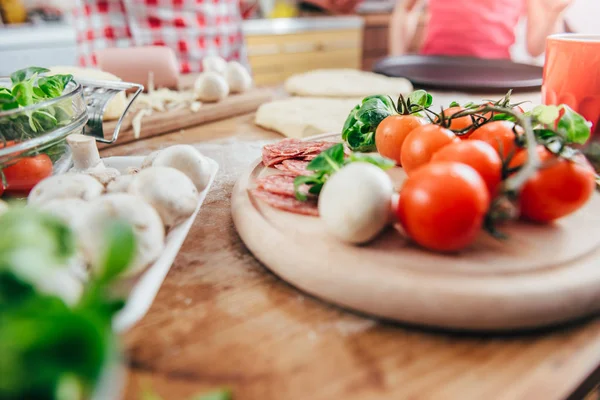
100,90,600,400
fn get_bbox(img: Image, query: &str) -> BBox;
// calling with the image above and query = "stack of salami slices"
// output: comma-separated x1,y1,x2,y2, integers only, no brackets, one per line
251,139,335,216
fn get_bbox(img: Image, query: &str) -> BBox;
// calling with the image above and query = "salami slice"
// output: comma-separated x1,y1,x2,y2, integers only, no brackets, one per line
251,189,319,217
255,174,296,197
281,160,311,176
262,139,337,167
274,160,311,176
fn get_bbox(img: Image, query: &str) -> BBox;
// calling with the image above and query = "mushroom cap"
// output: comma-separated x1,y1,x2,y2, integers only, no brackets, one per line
85,166,121,186
318,163,394,244
202,55,227,75
226,61,252,93
194,72,229,102
141,150,161,169
80,193,165,277
28,174,104,206
152,144,212,192
37,198,91,228
106,174,135,193
128,166,199,228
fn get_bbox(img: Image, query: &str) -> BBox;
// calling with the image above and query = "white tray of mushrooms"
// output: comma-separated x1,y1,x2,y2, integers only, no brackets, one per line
27,134,218,332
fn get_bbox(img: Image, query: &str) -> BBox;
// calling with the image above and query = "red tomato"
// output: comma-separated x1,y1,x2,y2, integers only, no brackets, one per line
3,154,53,194
469,121,522,159
509,146,596,223
400,124,459,175
442,106,473,133
431,140,502,197
375,115,424,165
397,162,490,252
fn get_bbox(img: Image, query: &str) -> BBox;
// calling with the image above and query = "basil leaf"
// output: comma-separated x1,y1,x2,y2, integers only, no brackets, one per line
294,174,323,201
534,128,558,141
449,101,460,108
348,153,395,170
10,66,49,85
31,110,58,131
307,143,345,172
347,130,376,153
0,92,19,110
97,220,136,282
531,105,561,126
38,74,73,98
193,389,233,400
408,90,433,108
356,98,393,126
342,95,395,152
491,113,517,122
557,105,592,145
341,104,360,141
12,82,34,107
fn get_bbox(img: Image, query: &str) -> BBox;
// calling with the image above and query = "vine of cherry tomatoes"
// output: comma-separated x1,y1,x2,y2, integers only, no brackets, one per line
375,92,597,252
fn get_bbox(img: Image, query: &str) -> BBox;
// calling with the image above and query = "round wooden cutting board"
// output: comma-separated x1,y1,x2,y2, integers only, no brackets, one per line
231,133,600,331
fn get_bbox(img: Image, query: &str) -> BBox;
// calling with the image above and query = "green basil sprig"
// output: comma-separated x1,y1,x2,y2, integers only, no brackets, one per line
341,90,434,152
293,143,394,201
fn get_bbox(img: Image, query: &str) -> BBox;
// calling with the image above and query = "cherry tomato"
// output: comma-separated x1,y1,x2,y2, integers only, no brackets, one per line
397,162,490,252
442,106,473,133
3,154,53,194
375,115,424,165
431,140,502,197
469,121,522,159
509,146,596,223
400,124,459,175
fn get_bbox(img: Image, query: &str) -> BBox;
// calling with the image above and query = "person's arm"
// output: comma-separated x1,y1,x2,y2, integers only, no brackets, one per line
525,0,573,57
389,0,422,56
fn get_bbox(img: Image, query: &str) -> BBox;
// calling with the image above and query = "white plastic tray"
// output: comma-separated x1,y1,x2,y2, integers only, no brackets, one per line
102,155,219,332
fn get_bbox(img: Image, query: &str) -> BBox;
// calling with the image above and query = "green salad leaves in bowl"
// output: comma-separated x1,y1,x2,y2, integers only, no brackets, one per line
0,67,88,197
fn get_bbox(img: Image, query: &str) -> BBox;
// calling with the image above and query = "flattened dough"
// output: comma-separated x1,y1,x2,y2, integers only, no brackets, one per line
255,97,361,138
284,69,413,98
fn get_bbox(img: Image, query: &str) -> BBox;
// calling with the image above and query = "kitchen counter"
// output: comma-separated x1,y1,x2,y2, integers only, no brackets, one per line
99,88,600,400
243,16,364,36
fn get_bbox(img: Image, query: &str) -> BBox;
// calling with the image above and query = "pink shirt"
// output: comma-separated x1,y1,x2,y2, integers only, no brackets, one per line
421,0,525,59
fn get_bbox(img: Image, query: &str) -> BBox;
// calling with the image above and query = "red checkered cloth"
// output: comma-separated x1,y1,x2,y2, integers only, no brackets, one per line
72,0,247,73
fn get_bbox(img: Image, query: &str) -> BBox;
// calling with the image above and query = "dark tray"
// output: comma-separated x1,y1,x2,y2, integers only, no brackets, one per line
373,55,543,92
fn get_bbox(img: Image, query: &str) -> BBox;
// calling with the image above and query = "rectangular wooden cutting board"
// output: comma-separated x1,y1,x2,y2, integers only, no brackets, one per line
101,87,274,147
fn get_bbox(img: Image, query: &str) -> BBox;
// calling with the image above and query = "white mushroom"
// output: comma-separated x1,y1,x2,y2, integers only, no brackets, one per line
79,193,165,277
28,174,104,206
202,55,227,75
0,199,8,216
318,163,394,244
194,72,229,102
141,150,161,169
106,174,135,193
225,61,252,94
84,167,121,186
37,198,90,228
126,166,141,175
67,134,103,171
66,134,120,185
150,145,212,192
128,167,198,228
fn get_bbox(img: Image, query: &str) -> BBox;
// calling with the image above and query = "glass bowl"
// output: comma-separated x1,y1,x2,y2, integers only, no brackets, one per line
0,78,88,195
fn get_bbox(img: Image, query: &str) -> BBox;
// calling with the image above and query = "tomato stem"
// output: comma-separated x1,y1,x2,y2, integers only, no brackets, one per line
445,105,541,193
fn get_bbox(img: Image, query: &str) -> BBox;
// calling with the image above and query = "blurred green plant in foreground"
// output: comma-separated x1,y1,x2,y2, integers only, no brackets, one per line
0,206,136,400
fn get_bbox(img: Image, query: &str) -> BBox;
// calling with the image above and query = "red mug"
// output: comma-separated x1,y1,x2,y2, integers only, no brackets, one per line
542,34,600,134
